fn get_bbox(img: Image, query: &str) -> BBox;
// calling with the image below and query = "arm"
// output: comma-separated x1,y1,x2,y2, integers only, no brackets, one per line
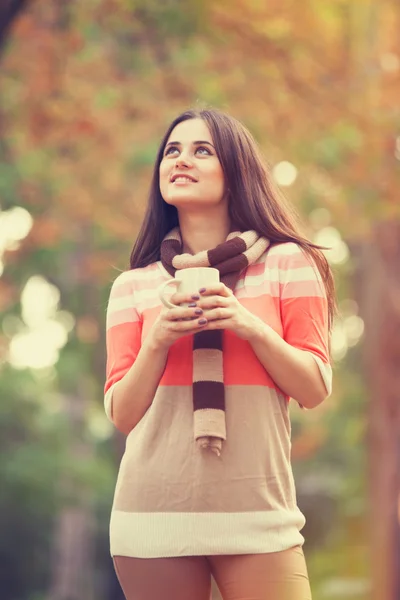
104,272,168,435
105,271,214,434
111,338,169,435
248,244,332,409
247,323,329,409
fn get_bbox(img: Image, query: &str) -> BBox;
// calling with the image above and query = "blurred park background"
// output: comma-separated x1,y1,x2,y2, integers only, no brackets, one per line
0,1,399,599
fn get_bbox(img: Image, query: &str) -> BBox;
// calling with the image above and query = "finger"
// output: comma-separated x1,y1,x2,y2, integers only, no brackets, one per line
200,307,232,321
199,317,233,330
197,295,229,310
198,282,232,297
169,316,209,331
165,305,204,321
169,291,202,306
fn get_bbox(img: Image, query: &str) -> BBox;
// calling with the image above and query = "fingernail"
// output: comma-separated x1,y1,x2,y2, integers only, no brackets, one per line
188,302,197,307
194,308,203,315
199,288,207,293
191,294,200,300
198,318,207,325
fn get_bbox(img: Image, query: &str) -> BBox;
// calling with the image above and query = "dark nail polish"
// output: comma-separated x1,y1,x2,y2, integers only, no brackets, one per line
198,318,207,325
199,288,207,293
188,302,197,307
191,294,200,300
194,308,203,315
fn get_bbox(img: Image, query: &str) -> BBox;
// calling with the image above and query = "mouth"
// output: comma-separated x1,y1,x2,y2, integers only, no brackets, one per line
170,174,198,183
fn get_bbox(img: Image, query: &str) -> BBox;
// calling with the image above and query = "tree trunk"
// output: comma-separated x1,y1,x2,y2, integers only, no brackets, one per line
47,392,95,600
354,220,400,600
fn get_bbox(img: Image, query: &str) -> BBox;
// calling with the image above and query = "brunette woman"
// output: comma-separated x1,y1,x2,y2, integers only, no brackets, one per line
104,108,334,600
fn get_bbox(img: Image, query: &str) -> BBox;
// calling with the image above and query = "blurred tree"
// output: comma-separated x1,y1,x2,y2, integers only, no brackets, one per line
354,221,400,600
0,0,28,51
0,366,62,599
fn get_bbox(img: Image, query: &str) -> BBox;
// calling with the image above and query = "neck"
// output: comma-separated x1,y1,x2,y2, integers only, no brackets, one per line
178,211,231,254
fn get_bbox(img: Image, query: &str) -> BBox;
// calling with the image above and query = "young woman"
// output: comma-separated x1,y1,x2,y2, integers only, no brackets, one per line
104,108,335,600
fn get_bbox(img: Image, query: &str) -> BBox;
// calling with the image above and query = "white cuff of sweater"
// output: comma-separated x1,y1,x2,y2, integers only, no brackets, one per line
307,352,333,397
104,382,119,422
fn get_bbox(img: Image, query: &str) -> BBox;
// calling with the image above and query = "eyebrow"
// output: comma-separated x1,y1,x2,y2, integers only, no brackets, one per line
165,140,215,148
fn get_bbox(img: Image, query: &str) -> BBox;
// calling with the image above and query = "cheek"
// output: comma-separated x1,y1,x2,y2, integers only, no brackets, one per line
214,164,225,186
203,164,224,185
159,162,169,180
204,173,225,201
159,164,170,192
212,168,225,192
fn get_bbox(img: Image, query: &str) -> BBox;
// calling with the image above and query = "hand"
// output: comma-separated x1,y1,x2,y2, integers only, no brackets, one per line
148,290,211,351
193,282,264,341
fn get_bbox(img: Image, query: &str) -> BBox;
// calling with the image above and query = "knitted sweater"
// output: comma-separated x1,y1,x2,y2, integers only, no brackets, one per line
104,242,332,558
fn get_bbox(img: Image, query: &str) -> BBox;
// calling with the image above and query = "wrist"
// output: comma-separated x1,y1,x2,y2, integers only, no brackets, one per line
144,333,170,355
246,318,270,345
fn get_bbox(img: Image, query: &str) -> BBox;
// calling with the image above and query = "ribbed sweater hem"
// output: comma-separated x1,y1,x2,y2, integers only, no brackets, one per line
110,510,306,558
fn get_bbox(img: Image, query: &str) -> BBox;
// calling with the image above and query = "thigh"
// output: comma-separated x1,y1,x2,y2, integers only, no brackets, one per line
208,546,312,600
113,555,212,600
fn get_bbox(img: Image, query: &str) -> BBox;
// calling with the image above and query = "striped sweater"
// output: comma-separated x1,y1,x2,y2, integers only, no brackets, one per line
104,242,332,558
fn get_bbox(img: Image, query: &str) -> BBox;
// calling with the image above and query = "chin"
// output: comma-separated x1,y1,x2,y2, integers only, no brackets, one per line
165,195,222,207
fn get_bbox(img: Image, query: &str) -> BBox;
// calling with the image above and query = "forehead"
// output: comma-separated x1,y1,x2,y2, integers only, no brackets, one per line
166,118,212,144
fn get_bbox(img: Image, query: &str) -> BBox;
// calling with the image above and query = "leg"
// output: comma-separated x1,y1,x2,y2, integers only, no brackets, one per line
113,555,212,600
208,546,312,600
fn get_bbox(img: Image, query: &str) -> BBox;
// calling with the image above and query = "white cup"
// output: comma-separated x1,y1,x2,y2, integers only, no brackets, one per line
158,267,220,309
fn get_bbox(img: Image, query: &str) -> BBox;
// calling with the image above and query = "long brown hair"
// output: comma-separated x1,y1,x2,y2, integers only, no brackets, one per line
130,108,336,330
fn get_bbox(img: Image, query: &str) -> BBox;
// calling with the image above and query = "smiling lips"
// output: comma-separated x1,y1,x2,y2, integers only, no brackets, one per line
170,173,198,183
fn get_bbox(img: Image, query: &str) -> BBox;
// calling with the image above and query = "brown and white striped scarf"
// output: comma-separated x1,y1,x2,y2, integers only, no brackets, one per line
160,226,270,456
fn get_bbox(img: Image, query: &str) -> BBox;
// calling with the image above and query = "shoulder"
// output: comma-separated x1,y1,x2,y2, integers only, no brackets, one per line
106,263,163,326
266,242,308,264
266,242,319,271
264,242,324,296
108,262,164,295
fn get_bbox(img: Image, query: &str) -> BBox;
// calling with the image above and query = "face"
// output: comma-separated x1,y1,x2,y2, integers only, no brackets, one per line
159,118,226,210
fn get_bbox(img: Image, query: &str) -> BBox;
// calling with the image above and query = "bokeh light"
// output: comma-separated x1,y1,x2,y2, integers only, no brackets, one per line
272,161,298,186
314,226,350,265
7,276,74,369
0,206,33,253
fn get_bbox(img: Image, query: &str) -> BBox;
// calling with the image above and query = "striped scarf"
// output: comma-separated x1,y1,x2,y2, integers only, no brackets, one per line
160,227,270,456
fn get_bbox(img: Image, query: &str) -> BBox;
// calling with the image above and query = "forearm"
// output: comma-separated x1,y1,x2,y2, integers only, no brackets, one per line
111,336,169,434
248,321,328,409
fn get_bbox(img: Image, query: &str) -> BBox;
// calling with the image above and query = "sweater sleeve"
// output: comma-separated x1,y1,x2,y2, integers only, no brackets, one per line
104,272,142,421
278,243,332,397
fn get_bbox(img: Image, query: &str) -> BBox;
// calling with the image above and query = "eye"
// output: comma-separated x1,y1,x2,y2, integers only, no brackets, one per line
164,146,179,156
196,146,212,155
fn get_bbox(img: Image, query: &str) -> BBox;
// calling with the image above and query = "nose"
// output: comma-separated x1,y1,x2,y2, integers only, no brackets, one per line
175,152,192,168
